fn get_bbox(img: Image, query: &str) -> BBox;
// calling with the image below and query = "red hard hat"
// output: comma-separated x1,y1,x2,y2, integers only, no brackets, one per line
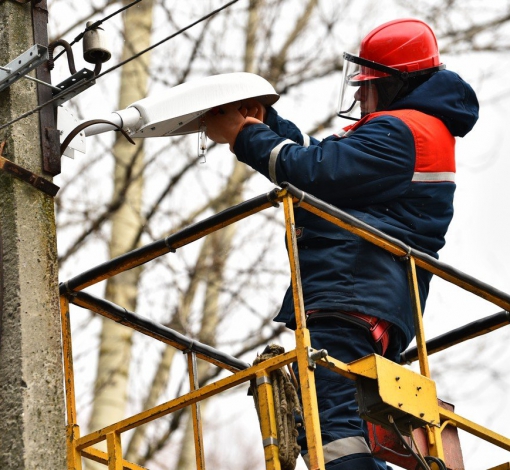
356,18,442,81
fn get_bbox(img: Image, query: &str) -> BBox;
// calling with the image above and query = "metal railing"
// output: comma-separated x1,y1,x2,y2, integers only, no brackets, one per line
60,183,510,470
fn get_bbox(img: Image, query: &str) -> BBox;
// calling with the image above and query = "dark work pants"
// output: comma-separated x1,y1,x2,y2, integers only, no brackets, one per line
293,317,401,470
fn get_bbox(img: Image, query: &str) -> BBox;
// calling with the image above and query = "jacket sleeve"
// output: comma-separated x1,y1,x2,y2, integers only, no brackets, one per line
264,107,320,147
233,113,416,207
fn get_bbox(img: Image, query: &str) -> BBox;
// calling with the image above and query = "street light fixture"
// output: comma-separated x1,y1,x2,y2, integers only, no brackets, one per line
82,72,279,138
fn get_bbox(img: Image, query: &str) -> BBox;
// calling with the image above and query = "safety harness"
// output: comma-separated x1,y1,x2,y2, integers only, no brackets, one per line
306,310,392,356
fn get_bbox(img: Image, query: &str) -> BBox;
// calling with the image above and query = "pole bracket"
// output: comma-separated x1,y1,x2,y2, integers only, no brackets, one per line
0,44,48,93
0,142,59,197
52,69,95,107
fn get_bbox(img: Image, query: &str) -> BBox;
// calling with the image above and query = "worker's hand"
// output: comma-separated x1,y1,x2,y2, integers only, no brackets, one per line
204,99,266,152
242,98,266,122
203,102,245,146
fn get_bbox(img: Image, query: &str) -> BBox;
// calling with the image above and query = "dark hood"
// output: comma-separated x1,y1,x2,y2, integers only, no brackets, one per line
388,69,479,137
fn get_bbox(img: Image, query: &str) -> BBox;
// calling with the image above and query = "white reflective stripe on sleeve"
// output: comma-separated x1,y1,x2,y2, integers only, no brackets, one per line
412,171,455,182
302,435,371,467
269,139,295,184
302,133,311,147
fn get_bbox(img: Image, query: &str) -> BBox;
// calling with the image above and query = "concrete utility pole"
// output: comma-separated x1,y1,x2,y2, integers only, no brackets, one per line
0,1,66,469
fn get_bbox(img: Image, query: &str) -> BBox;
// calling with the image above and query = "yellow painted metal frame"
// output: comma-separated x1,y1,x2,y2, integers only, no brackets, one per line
60,187,510,470
348,354,440,427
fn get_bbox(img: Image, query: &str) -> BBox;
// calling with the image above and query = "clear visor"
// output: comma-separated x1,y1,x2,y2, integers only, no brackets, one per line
337,59,384,120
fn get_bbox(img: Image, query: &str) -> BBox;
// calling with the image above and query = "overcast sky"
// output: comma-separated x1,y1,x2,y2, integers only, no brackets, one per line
48,1,510,468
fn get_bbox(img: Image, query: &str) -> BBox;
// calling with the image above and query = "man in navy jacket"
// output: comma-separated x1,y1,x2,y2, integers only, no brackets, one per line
205,18,479,470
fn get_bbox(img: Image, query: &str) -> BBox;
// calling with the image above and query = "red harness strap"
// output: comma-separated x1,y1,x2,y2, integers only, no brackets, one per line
306,310,392,356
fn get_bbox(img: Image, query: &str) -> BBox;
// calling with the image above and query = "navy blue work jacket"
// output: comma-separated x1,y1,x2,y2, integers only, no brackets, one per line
233,70,479,347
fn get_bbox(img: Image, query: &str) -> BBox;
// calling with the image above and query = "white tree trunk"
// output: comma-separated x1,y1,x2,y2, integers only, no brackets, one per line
86,1,154,468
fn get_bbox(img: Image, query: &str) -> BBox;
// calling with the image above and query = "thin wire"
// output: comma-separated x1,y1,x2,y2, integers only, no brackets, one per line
371,422,413,458
424,456,447,470
387,415,430,470
409,424,429,466
0,0,239,133
53,0,143,61
95,0,238,82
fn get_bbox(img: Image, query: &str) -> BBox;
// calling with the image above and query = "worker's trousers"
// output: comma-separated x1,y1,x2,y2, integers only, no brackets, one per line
293,316,403,470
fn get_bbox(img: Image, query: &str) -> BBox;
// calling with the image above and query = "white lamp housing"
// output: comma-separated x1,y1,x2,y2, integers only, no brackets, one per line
84,72,279,138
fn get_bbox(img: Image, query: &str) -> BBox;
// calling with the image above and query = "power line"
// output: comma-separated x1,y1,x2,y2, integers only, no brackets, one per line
95,0,238,82
0,0,239,133
53,0,143,62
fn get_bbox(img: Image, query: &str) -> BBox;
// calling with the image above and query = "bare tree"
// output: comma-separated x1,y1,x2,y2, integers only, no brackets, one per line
45,1,510,468
84,2,155,468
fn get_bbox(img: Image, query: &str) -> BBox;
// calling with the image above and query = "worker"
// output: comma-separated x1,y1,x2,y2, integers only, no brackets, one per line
204,18,479,470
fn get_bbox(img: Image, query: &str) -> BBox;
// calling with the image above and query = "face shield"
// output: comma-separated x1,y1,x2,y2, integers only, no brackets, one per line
337,53,405,121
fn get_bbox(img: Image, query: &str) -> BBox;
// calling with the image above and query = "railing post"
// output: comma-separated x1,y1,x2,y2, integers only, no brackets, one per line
106,432,123,470
282,193,325,470
60,295,82,470
187,351,206,470
255,371,281,470
406,257,445,463
406,257,430,378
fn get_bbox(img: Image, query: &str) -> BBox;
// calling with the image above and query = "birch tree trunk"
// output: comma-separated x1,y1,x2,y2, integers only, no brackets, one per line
86,1,154,467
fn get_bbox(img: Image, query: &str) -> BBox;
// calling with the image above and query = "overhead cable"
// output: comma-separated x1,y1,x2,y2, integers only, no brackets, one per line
0,0,239,132
94,0,238,82
53,0,143,62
